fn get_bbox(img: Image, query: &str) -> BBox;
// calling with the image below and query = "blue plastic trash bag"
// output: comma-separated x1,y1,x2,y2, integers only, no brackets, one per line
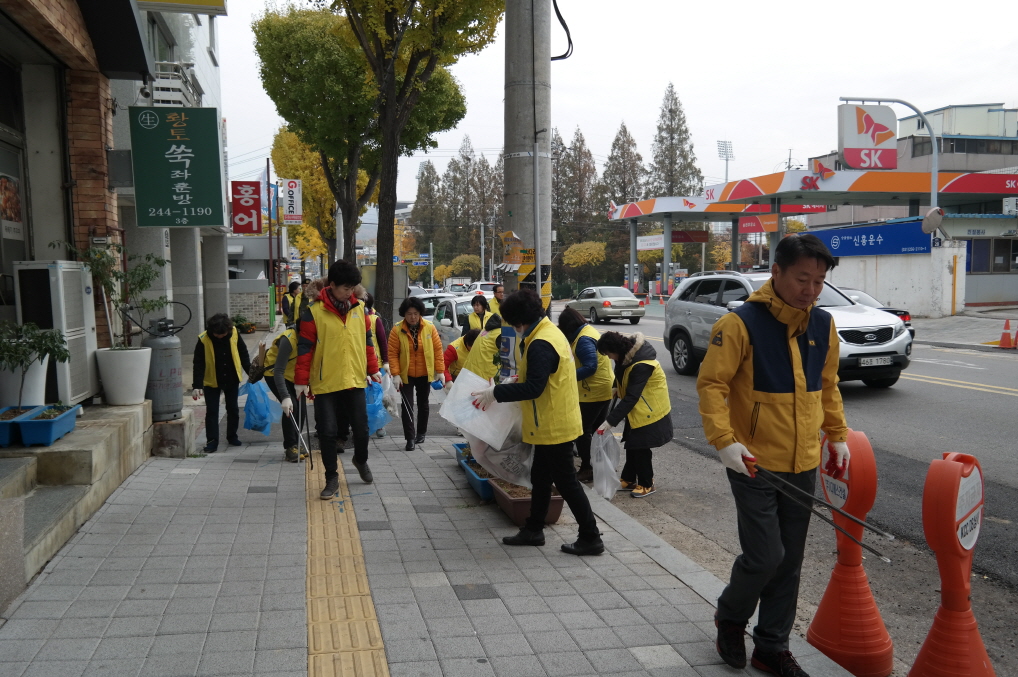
366,381,391,433
239,380,282,436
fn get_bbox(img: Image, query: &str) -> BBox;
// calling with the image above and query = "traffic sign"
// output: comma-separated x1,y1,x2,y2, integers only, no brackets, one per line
412,261,429,267
393,255,399,262
419,253,429,259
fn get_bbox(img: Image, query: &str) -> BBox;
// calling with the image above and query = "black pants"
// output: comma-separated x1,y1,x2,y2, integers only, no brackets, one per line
718,468,816,653
314,389,368,479
575,400,610,470
203,382,239,444
620,448,654,487
400,376,431,441
264,377,304,450
525,441,600,540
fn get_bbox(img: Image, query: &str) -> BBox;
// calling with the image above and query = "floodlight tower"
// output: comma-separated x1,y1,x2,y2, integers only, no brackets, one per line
717,140,734,182
718,140,738,268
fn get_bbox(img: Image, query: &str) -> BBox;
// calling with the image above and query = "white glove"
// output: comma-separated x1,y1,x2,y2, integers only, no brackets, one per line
471,386,497,411
295,384,309,399
382,363,389,375
443,376,452,389
596,420,611,435
281,398,293,417
719,442,757,476
502,375,518,384
438,373,446,385
370,371,382,383
827,440,850,479
192,388,202,401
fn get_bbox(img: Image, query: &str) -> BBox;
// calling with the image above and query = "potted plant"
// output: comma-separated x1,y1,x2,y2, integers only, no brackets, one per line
0,322,70,446
52,241,167,405
232,314,256,334
19,401,82,446
458,456,494,501
489,478,564,528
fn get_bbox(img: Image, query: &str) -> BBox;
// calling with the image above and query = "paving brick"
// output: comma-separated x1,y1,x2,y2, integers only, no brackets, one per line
32,637,99,662
537,650,595,677
380,637,438,663
524,630,579,655
437,658,496,677
613,625,668,649
671,640,725,667
148,633,206,655
387,660,442,677
488,654,548,677
156,614,212,635
0,620,59,640
103,617,160,638
20,660,89,677
433,636,485,660
137,652,201,677
196,650,255,676
80,658,145,677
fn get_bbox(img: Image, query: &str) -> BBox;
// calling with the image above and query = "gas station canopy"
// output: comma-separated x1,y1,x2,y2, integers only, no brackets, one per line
608,195,825,223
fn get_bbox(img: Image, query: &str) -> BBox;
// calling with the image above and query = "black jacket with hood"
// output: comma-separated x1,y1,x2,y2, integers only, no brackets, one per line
606,334,673,450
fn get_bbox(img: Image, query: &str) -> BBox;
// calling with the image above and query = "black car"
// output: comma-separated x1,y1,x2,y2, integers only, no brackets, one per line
840,288,915,339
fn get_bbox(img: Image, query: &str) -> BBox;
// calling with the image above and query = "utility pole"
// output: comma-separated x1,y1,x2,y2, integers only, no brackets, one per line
429,241,434,289
504,0,551,307
266,158,273,296
480,219,485,281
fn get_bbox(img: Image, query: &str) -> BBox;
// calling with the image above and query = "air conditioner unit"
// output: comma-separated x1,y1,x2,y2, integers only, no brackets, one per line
1004,197,1018,216
13,261,99,404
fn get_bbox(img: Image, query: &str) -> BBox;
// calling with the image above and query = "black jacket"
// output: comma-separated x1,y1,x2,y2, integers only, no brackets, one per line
607,336,673,450
192,330,252,390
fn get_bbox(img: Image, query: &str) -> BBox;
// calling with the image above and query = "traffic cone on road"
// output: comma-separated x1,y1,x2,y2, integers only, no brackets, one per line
659,293,665,305
998,320,1015,349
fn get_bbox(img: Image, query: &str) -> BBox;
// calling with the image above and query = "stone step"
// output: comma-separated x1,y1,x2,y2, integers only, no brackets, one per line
22,484,89,581
0,457,35,500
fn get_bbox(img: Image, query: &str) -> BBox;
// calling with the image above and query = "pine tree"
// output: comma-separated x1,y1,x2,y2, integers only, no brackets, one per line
409,161,444,262
646,83,703,198
440,137,478,261
601,122,646,206
558,127,599,246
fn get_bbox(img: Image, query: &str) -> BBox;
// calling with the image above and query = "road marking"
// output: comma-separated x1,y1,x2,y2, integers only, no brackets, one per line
900,375,1018,397
906,372,1018,392
910,358,984,370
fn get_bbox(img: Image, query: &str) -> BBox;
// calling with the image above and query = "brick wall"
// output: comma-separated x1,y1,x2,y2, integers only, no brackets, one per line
230,292,271,328
0,0,97,70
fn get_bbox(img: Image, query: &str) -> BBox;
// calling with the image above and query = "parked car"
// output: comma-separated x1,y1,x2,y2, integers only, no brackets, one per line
566,286,646,325
664,271,912,387
461,281,500,298
407,286,430,297
447,283,468,294
433,297,476,347
414,292,457,318
839,288,915,338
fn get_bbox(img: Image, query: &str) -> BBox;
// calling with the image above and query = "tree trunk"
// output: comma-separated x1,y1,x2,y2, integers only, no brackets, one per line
326,238,336,266
341,203,358,263
375,92,403,323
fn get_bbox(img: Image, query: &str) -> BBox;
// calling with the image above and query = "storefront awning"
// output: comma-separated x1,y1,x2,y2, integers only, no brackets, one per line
77,0,153,80
227,245,244,255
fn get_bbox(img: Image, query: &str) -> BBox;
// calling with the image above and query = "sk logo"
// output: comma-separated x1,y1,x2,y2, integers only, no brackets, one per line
682,199,696,208
712,331,723,347
856,107,895,145
607,200,618,219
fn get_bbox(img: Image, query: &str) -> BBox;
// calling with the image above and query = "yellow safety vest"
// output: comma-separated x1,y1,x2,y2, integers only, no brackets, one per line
571,325,613,402
518,318,583,445
395,319,437,384
309,301,368,394
367,312,381,356
468,310,493,331
463,327,502,380
621,359,671,428
489,297,500,317
285,292,301,324
448,336,470,379
199,329,243,388
263,329,298,382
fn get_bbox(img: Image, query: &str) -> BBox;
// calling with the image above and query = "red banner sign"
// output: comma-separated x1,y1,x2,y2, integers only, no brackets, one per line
671,230,710,243
738,214,779,234
230,180,261,234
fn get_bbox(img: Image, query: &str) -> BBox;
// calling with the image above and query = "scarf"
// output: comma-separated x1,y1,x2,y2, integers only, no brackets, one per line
406,322,420,350
327,288,352,316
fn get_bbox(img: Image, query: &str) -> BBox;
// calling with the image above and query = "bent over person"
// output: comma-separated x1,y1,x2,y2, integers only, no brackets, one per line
696,234,849,677
295,260,381,498
192,313,251,453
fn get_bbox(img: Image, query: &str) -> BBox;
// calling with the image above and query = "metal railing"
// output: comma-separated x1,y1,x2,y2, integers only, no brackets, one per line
152,62,203,107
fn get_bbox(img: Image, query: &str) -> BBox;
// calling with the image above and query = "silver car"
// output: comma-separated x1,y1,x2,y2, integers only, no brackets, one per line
433,297,475,348
664,271,912,388
566,286,646,325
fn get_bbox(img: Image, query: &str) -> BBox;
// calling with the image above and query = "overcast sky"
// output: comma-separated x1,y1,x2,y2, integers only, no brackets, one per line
220,0,1018,216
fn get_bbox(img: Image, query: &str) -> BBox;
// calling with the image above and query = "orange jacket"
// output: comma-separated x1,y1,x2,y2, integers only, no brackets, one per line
388,320,445,380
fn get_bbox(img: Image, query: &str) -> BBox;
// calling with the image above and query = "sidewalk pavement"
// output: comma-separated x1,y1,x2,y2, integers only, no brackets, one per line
0,429,853,677
910,311,1018,352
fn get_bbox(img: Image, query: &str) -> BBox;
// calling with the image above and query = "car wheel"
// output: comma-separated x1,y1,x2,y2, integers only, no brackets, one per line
863,374,900,388
670,332,699,375
629,317,640,325
589,308,599,325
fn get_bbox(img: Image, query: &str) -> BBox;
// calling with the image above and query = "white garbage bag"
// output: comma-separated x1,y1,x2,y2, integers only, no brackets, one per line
590,430,622,499
439,368,521,450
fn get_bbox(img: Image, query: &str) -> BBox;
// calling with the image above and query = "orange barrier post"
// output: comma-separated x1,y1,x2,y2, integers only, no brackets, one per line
997,320,1014,349
909,453,994,676
659,293,665,305
808,430,894,677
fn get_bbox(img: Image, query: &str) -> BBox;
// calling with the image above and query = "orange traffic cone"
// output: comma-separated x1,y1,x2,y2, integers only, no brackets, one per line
998,320,1014,349
659,293,665,305
909,607,994,676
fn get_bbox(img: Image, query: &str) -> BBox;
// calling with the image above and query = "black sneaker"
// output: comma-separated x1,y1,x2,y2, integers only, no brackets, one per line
561,537,604,556
751,649,810,677
575,466,593,483
502,529,545,546
404,440,415,451
227,438,242,447
284,447,299,463
203,441,218,453
320,476,339,500
414,434,425,444
352,459,373,484
715,612,748,669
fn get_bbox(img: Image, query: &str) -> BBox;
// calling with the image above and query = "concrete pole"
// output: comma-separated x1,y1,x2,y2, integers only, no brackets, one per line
504,0,551,298
662,213,672,297
768,198,782,266
480,219,485,281
170,228,204,353
202,234,230,318
731,217,740,271
629,218,638,293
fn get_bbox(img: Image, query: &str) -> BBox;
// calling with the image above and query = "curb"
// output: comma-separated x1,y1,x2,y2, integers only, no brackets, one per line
913,339,1016,354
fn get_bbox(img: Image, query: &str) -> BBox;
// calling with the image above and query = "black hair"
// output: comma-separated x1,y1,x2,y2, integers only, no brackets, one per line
499,289,545,326
302,277,310,284
328,259,362,287
462,329,481,348
596,331,635,358
471,295,490,312
363,291,374,310
557,306,586,337
207,313,233,336
493,284,504,293
288,281,300,293
774,233,836,272
484,314,503,332
398,296,426,317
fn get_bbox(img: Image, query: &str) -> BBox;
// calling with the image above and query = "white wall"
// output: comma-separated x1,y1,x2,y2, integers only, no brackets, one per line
826,240,967,318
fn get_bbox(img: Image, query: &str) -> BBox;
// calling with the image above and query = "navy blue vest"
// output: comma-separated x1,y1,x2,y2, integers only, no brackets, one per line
733,302,832,393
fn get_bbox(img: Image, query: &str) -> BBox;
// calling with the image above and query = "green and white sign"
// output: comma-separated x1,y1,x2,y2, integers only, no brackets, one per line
130,106,225,227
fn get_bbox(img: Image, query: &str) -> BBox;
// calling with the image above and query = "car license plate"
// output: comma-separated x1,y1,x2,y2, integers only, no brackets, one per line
621,310,632,316
859,356,892,367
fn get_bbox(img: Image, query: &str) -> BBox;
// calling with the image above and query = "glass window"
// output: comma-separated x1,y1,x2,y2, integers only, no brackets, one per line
692,279,722,305
579,289,594,300
0,62,22,133
1011,241,1018,272
970,239,991,273
435,303,448,323
815,283,853,307
993,239,1010,273
720,280,750,305
455,302,471,328
678,281,699,301
598,287,635,298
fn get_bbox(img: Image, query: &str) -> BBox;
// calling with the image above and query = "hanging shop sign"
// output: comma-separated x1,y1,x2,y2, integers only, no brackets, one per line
230,180,261,234
280,178,302,225
838,104,899,170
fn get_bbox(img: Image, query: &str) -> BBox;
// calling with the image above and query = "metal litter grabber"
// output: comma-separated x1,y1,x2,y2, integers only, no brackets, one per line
290,393,313,470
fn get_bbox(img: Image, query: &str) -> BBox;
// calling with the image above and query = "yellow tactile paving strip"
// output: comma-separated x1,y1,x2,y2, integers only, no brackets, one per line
305,452,389,677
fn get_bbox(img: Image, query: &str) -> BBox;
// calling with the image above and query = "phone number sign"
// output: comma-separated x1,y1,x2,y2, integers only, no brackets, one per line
130,106,225,227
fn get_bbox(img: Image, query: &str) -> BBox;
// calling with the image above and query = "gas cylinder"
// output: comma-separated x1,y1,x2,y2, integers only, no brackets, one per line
142,319,182,422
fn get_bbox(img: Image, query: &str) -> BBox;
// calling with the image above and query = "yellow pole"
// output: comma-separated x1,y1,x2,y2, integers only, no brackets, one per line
951,254,958,316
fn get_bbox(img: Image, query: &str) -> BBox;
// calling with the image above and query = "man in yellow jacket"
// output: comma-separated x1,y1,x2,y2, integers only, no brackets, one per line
697,234,849,676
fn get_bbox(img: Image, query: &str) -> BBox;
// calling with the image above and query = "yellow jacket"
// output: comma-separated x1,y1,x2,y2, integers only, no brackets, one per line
696,279,848,473
263,329,298,382
463,327,502,380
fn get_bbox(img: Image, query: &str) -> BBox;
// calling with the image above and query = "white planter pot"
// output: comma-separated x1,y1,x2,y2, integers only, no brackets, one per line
0,354,50,407
96,348,152,405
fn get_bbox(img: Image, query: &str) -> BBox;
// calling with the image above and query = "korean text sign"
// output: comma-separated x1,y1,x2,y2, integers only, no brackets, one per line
812,220,931,257
130,107,225,227
231,181,261,234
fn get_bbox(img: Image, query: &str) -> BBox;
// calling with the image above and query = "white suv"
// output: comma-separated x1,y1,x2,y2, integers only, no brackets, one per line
664,271,912,388
461,281,499,298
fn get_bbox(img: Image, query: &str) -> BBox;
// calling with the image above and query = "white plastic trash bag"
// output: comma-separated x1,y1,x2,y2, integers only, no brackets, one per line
381,372,401,419
429,381,448,405
591,430,622,499
440,368,521,450
464,428,534,489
